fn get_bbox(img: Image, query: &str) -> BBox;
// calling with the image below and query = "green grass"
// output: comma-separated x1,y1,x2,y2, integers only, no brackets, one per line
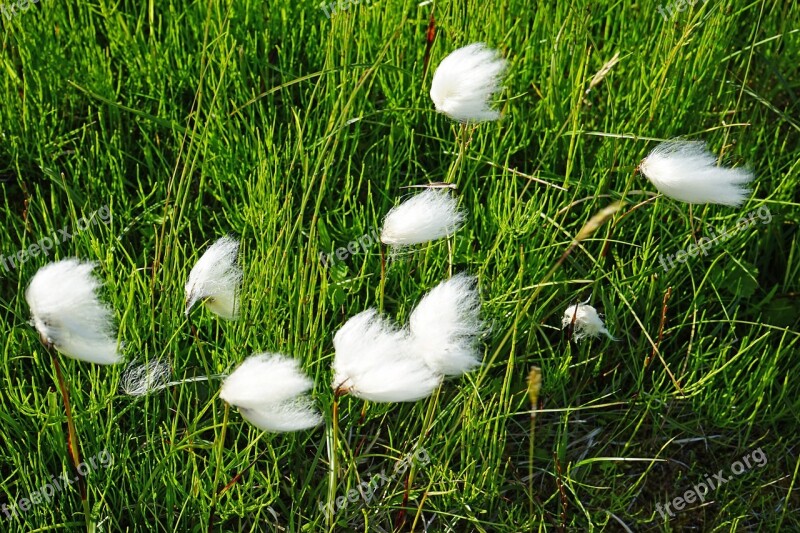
1,0,799,531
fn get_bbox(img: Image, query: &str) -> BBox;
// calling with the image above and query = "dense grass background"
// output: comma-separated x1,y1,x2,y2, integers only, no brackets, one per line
1,0,798,531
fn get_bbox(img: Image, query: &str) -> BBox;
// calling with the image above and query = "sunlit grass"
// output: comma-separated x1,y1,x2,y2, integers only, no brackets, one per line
0,0,798,531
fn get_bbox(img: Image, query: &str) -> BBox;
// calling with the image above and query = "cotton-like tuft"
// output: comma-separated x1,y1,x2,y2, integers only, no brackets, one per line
332,310,442,402
237,397,323,433
562,301,615,342
185,236,242,320
408,273,483,376
380,189,465,246
220,352,321,433
639,140,753,206
120,359,172,396
219,352,314,409
25,258,124,365
429,42,507,123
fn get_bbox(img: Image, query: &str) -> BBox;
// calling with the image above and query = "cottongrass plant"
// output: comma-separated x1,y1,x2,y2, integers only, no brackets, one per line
639,139,754,207
26,258,124,365
562,299,616,342
430,42,507,123
185,236,243,320
405,273,485,499
379,188,466,300
210,352,321,528
219,352,321,432
430,42,508,188
25,258,124,532
329,274,484,478
328,308,443,526
380,189,465,248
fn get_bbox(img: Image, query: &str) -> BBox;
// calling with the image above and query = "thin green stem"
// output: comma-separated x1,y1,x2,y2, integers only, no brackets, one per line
444,122,469,184
528,413,536,519
447,237,454,278
208,402,229,531
327,397,340,531
379,244,386,313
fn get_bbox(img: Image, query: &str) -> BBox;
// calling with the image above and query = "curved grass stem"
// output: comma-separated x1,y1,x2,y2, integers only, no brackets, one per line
50,347,93,533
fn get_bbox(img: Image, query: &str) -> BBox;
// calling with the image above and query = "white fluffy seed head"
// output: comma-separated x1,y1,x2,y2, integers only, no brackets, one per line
237,397,322,432
639,140,754,207
25,258,124,365
219,352,314,409
220,352,321,433
380,189,465,246
120,359,172,396
430,42,507,123
332,309,442,402
562,302,615,342
185,236,242,320
408,273,483,376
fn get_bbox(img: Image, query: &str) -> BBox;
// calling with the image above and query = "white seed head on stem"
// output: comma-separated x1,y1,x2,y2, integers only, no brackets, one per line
380,189,465,246
25,258,124,365
220,352,321,433
430,42,507,123
639,140,754,206
562,300,616,342
332,309,442,402
185,236,243,320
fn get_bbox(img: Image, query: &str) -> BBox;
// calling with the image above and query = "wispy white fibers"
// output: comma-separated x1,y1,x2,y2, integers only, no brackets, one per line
639,140,754,206
219,352,321,432
430,42,507,123
25,258,124,365
561,300,616,342
408,273,483,376
120,359,171,396
120,359,225,397
380,189,465,246
332,310,442,402
185,236,242,320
